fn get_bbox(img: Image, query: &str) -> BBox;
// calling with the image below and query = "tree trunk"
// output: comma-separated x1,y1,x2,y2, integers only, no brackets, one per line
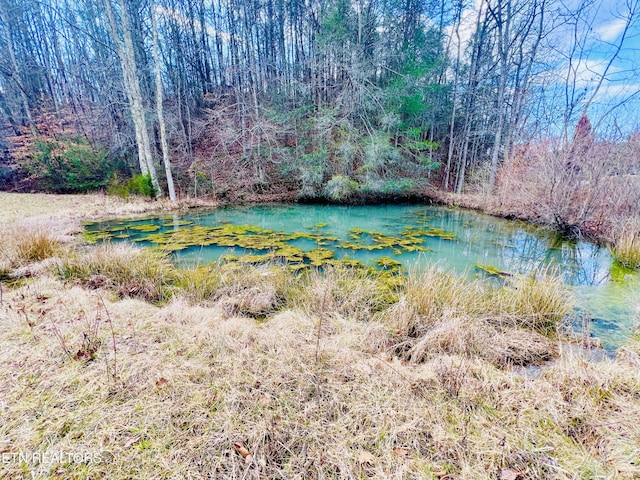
0,0,37,135
152,6,176,202
103,0,161,196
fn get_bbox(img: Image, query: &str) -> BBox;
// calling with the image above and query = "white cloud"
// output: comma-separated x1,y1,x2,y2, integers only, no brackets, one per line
595,18,628,42
573,59,610,85
444,0,483,60
590,81,640,101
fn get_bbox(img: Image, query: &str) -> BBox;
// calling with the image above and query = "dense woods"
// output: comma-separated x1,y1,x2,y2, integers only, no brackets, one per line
0,0,638,237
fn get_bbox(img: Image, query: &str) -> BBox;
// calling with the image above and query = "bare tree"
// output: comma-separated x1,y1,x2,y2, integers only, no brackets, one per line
103,0,161,196
152,5,176,201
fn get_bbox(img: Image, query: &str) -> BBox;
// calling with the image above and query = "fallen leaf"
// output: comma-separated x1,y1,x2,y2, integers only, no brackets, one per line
156,377,169,389
433,471,448,478
233,442,251,459
392,447,410,458
357,450,375,465
500,468,522,480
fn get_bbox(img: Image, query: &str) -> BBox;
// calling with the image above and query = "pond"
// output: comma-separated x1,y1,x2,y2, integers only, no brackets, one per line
84,203,639,349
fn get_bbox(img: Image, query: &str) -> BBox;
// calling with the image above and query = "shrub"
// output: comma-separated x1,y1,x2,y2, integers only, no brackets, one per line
323,175,359,201
297,150,329,198
107,173,156,198
362,135,402,176
22,138,121,193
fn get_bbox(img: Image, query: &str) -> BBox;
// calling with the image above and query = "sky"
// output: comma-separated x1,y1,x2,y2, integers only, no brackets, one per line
448,0,640,137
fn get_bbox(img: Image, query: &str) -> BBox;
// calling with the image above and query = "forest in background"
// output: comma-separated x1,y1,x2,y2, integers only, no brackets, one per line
0,0,639,241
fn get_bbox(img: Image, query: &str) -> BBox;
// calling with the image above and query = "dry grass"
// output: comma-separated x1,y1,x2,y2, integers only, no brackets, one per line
611,219,640,269
391,265,487,337
0,191,217,227
497,268,574,335
212,263,293,317
54,244,177,303
1,193,640,479
1,276,640,479
290,266,400,322
390,266,572,364
0,226,64,282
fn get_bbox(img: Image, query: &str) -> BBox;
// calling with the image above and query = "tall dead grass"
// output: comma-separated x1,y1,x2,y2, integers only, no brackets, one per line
611,219,640,269
389,265,572,366
1,276,639,479
498,268,574,334
0,226,62,271
54,243,177,303
290,266,400,322
391,265,487,337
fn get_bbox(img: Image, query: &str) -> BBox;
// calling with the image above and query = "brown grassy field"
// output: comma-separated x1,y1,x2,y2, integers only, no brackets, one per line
1,193,640,479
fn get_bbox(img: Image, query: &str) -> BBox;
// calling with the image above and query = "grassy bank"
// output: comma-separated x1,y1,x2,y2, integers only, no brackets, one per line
1,193,640,479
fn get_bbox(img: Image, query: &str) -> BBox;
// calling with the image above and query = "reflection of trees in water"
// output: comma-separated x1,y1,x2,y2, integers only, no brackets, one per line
449,209,612,287
501,231,610,286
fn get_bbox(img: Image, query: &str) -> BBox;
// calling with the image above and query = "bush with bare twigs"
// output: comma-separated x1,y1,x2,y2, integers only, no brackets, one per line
496,122,640,240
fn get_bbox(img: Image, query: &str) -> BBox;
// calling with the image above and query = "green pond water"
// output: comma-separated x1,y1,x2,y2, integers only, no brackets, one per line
84,204,640,348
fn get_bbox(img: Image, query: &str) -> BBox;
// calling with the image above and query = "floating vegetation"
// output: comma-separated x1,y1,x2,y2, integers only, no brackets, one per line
129,224,162,232
338,227,447,255
490,239,516,249
83,230,114,244
374,256,403,271
475,262,514,279
609,261,638,282
84,216,457,270
402,226,455,240
327,256,369,270
306,248,335,266
162,220,193,227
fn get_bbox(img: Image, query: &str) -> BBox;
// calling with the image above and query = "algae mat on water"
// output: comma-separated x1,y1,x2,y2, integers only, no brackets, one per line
84,219,456,271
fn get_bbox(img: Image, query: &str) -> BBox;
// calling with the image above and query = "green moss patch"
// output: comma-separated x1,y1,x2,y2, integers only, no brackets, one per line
84,218,456,271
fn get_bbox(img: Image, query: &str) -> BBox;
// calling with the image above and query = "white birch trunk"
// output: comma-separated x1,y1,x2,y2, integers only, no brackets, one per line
152,7,176,201
103,0,162,196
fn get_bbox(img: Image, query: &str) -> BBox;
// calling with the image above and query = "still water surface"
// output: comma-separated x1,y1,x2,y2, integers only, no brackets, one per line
85,204,639,348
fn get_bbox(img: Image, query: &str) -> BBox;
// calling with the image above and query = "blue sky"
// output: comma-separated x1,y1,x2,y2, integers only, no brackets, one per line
448,0,640,137
568,0,640,133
